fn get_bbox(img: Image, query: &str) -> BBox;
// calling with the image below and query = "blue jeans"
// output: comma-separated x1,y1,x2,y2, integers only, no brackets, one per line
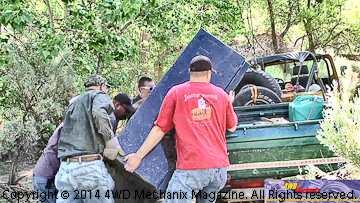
55,159,114,203
33,173,57,203
164,167,227,203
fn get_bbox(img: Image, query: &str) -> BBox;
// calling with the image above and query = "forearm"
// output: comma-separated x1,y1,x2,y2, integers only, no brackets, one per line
227,125,237,132
136,125,166,159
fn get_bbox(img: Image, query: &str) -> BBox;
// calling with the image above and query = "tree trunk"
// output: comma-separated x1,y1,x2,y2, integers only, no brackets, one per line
8,152,19,185
141,32,150,63
266,0,279,54
97,55,104,74
303,20,316,53
64,2,69,21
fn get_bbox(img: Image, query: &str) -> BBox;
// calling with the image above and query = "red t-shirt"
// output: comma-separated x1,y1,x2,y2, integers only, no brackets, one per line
154,82,238,170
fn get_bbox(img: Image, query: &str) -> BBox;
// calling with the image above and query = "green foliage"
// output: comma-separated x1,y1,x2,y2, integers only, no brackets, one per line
352,64,360,73
317,68,360,169
244,0,360,55
0,3,32,31
298,0,346,52
0,46,79,137
0,45,79,183
0,118,38,158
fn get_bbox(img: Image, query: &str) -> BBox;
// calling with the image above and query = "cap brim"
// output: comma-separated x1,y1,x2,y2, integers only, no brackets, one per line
212,68,217,74
106,84,113,88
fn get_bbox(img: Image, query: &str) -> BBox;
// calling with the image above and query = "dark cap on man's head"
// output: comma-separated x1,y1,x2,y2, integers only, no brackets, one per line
114,93,135,113
189,55,217,73
84,74,112,87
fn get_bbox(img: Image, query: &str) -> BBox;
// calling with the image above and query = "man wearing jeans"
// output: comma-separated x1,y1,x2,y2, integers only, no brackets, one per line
124,55,238,203
55,74,117,203
34,93,133,202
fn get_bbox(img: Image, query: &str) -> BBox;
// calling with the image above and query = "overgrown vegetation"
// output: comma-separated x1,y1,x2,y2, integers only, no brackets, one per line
0,45,78,184
317,67,360,170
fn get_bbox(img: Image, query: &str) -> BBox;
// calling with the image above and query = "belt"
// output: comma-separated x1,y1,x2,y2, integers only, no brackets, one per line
64,155,102,163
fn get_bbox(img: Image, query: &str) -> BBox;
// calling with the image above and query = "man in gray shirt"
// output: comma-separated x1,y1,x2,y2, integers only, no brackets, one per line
55,74,116,202
33,90,133,202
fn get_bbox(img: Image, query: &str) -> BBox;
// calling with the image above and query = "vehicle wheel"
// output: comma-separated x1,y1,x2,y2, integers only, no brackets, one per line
233,86,282,106
239,84,255,92
234,69,282,97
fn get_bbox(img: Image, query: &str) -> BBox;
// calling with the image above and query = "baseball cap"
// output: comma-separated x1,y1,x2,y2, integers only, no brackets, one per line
84,74,112,87
189,55,217,73
114,93,135,113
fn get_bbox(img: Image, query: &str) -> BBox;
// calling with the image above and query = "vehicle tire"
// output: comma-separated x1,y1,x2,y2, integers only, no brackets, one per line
239,84,256,92
233,86,282,106
235,69,282,97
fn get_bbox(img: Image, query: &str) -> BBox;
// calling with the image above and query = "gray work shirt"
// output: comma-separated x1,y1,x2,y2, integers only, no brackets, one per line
58,89,114,159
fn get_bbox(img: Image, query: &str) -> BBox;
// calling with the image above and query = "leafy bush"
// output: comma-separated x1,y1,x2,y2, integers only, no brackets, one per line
0,46,79,184
317,67,360,169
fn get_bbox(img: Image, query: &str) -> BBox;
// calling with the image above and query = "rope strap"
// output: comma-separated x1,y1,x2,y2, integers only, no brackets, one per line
250,85,258,105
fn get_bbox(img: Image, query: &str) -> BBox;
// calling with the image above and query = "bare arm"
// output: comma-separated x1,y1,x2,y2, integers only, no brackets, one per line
132,98,145,110
226,90,238,132
229,90,235,103
124,125,166,173
227,125,237,132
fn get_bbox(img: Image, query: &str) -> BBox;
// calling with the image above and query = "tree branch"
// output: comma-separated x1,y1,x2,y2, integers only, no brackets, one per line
280,1,294,38
266,0,279,53
322,21,341,47
43,0,55,27
3,27,26,48
245,0,266,54
294,35,307,47
56,0,64,10
120,9,145,34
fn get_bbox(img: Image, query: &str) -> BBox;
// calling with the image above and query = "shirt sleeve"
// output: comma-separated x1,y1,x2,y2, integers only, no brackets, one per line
92,93,115,142
226,95,238,129
109,113,118,134
50,122,63,153
154,88,176,133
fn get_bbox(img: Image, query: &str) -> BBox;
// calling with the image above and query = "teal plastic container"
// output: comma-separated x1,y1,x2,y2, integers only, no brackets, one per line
289,95,324,121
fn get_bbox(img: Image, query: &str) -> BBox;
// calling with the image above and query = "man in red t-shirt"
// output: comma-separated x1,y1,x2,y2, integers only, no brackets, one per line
125,55,238,202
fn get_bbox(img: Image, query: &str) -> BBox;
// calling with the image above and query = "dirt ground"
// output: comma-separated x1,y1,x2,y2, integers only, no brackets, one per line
0,161,36,202
0,162,35,188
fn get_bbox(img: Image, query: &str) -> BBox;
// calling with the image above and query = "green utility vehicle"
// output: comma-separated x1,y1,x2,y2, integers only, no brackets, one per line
226,52,343,190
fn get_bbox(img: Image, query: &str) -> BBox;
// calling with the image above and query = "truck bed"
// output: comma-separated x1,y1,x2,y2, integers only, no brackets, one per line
226,103,344,188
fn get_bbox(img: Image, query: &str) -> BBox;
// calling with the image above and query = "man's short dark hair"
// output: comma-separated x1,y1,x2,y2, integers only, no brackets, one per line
114,93,135,113
138,77,153,89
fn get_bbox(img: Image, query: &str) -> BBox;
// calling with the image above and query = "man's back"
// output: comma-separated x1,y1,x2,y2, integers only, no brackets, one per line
155,81,237,170
58,89,114,159
124,55,238,203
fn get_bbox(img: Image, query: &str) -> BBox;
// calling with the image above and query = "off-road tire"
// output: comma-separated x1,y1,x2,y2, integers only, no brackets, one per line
233,86,282,106
240,84,256,92
235,69,282,97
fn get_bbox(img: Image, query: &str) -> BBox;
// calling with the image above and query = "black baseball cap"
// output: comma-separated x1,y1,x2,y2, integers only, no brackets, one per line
189,55,217,73
114,93,135,113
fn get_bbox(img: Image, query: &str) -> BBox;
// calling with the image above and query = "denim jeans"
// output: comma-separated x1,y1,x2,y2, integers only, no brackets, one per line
164,167,227,203
33,173,57,203
55,159,114,203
